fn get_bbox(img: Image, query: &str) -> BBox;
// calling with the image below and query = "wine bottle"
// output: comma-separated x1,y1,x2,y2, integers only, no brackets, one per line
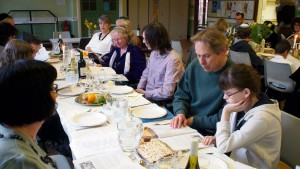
185,137,200,169
58,34,64,54
78,52,86,78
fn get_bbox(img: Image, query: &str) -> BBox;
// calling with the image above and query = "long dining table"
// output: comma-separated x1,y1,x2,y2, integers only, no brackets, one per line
50,61,255,169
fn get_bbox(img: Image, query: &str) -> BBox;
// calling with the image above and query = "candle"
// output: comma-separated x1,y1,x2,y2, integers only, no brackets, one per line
62,45,65,61
294,35,298,49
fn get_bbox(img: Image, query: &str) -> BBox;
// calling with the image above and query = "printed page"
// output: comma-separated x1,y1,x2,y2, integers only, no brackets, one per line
70,133,119,159
73,150,145,169
160,133,213,151
147,124,198,138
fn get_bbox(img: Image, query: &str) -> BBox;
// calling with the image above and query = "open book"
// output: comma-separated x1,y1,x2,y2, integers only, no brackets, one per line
144,121,213,151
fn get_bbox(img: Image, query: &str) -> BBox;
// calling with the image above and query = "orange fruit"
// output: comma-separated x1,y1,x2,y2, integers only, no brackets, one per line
87,94,96,102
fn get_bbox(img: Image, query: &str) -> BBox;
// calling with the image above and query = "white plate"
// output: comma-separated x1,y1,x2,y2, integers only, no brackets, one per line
108,86,134,95
132,106,167,119
198,154,228,169
47,58,60,63
71,112,107,127
57,86,85,96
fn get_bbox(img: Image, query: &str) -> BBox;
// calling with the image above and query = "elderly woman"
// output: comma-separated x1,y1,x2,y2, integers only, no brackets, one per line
0,60,61,168
136,22,184,100
115,16,141,48
101,26,146,84
85,15,112,55
0,39,34,67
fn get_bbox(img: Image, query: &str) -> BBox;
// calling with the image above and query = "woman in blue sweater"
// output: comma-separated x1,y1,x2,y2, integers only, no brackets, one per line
101,26,146,84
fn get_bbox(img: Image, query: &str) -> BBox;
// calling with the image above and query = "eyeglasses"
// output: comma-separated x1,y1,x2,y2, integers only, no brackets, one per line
224,90,243,97
51,84,58,93
112,37,125,42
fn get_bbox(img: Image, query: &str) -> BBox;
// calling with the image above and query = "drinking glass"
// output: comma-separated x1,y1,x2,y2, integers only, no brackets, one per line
114,97,129,122
51,42,60,55
155,156,176,169
266,42,271,48
117,117,143,152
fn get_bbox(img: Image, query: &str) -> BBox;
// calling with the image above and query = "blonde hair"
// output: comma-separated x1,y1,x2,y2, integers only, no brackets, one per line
213,18,229,33
115,18,140,46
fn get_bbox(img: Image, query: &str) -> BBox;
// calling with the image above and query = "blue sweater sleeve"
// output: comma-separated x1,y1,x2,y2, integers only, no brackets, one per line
125,46,146,83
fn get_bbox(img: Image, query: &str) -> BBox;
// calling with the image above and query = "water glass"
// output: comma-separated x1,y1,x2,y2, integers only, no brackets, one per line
65,70,79,86
117,118,143,152
51,42,60,55
155,156,176,169
114,97,129,122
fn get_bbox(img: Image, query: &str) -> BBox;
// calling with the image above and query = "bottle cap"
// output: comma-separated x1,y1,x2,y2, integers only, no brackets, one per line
190,137,199,156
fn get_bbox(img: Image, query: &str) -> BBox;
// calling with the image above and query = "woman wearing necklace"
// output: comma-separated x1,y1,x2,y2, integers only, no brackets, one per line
85,15,112,55
0,60,69,168
101,26,146,85
136,22,184,100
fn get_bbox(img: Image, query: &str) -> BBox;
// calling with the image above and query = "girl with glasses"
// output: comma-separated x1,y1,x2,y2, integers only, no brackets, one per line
202,64,281,169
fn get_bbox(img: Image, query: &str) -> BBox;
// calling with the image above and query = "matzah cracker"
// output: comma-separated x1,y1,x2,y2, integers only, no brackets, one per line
137,139,174,163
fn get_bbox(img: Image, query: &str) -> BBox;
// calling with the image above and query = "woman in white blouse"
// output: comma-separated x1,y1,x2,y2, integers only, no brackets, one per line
85,15,112,55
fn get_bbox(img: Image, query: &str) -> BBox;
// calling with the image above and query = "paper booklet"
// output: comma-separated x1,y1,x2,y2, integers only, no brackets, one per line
70,133,119,159
73,150,145,169
145,122,213,151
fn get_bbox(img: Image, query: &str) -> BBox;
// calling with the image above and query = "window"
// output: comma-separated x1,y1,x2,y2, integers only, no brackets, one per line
103,0,117,11
198,0,208,25
82,0,96,11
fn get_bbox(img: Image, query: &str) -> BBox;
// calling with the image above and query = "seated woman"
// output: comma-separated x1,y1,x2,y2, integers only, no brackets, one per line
0,60,64,168
202,64,281,169
85,15,112,55
101,26,146,84
136,22,184,100
230,24,264,75
115,16,141,48
0,39,34,66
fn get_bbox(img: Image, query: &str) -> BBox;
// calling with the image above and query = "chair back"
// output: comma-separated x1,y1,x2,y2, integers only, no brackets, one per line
53,31,71,38
78,37,91,50
264,59,295,93
229,50,252,66
171,40,183,60
53,31,73,49
281,111,300,168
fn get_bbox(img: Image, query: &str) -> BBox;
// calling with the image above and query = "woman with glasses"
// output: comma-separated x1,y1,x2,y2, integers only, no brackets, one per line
0,60,64,168
202,64,281,169
101,26,146,85
85,15,112,55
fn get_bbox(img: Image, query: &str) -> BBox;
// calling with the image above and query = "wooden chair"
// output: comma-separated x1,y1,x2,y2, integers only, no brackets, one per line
280,111,300,168
229,50,252,66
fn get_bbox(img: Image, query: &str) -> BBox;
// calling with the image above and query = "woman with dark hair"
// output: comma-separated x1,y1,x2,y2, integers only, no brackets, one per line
230,24,264,75
264,20,279,48
0,22,18,53
202,64,281,169
0,60,60,168
136,22,184,100
101,26,146,85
